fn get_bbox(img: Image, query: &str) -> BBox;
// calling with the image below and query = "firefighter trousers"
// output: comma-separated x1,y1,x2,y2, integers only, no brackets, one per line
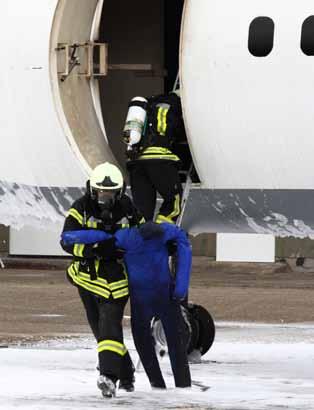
130,293,191,388
78,287,134,382
128,160,182,223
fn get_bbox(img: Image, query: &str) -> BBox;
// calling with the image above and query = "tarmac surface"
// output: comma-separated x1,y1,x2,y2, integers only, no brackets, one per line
1,257,314,345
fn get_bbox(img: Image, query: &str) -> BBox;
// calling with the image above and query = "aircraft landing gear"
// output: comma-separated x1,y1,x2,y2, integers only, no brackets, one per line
151,303,215,363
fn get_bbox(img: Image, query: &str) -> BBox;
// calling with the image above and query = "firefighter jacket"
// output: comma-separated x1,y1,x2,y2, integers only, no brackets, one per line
60,193,143,300
127,93,184,164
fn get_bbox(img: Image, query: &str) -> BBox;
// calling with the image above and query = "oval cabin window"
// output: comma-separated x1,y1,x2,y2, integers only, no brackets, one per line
301,16,314,56
248,17,274,57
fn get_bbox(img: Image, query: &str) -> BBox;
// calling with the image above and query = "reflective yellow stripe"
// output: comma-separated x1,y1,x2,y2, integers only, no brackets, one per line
139,155,180,161
98,340,127,356
121,223,129,228
73,244,84,257
87,220,98,228
157,107,169,136
112,287,129,299
68,264,76,275
68,209,83,225
156,214,175,224
142,147,173,154
166,194,181,221
76,270,110,289
161,107,168,135
139,147,179,161
108,279,128,291
67,266,111,298
69,264,111,296
139,217,146,224
157,107,163,134
68,263,129,299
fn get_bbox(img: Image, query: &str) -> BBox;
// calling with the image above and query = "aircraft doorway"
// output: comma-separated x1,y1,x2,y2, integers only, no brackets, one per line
97,0,194,179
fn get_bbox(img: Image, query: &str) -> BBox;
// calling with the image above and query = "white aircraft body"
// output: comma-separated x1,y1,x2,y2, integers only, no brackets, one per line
1,0,314,237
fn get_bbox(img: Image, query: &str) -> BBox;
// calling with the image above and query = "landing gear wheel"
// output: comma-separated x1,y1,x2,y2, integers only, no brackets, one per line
151,303,215,357
186,303,215,356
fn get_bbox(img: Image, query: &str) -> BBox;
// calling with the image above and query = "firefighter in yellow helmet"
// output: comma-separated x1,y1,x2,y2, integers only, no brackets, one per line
123,90,184,224
60,162,143,398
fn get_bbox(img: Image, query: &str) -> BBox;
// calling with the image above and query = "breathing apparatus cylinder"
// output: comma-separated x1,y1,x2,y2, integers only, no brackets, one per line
123,97,148,147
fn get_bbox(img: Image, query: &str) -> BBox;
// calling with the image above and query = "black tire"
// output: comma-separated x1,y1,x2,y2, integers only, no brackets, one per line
186,303,215,356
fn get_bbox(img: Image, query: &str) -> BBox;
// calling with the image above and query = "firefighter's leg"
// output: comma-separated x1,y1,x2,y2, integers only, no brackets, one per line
128,163,156,220
78,287,100,341
131,299,166,388
160,300,191,387
118,351,135,392
98,298,133,383
146,161,183,224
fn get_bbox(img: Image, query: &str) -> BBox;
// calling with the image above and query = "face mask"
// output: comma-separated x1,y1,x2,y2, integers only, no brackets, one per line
95,190,118,222
97,190,115,206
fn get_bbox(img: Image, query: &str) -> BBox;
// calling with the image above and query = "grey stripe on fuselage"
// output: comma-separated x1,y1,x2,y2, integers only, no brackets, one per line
182,189,314,238
1,181,313,237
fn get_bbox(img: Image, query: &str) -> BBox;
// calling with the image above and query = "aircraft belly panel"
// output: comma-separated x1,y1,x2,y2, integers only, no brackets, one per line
0,181,83,229
182,189,314,238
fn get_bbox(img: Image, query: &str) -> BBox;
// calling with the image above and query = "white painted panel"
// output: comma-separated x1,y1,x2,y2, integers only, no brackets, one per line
181,0,314,189
0,1,87,187
216,233,275,262
10,223,66,256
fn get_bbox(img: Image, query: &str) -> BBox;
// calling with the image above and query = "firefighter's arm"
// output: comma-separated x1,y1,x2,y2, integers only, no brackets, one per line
61,228,117,258
60,206,108,258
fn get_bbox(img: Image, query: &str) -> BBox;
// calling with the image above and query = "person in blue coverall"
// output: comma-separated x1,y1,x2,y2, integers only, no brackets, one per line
62,221,192,389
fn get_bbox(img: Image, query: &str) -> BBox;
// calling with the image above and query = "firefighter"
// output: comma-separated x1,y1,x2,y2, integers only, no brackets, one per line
123,91,184,224
60,162,143,399
62,221,192,389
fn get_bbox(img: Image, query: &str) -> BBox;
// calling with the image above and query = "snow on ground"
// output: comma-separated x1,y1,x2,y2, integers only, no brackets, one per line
0,322,314,410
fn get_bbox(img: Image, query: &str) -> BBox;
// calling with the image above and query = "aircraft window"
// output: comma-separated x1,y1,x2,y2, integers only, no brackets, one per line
301,16,314,56
248,17,274,57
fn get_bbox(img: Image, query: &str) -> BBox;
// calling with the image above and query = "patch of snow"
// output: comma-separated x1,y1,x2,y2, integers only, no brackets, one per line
0,323,313,409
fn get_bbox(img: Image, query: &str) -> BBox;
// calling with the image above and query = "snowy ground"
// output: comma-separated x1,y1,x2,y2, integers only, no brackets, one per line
1,322,314,410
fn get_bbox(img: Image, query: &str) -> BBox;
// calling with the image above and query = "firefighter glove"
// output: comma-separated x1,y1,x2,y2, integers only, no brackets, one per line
93,237,117,258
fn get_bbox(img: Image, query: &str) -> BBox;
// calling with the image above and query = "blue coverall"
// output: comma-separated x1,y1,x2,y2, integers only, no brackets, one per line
114,223,192,388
